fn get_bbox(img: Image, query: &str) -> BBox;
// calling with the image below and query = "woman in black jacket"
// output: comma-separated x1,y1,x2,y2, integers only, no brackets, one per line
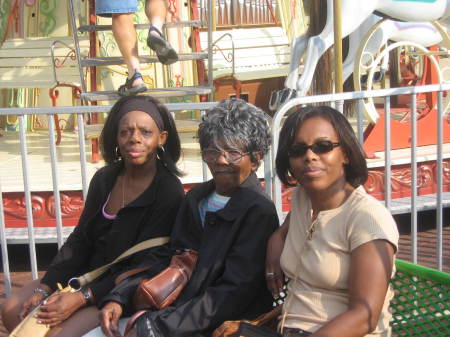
97,98,279,337
1,96,185,337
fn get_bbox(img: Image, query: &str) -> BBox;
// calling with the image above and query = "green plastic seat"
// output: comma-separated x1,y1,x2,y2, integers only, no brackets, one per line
390,259,450,336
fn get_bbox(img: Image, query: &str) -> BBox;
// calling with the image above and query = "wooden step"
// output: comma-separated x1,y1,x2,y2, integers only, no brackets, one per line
77,20,205,33
80,52,208,67
80,86,213,101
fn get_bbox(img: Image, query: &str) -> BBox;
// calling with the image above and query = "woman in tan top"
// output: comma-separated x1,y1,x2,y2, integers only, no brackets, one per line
266,106,399,337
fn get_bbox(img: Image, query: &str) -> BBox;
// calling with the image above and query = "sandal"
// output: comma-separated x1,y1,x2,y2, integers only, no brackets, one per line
147,25,179,65
118,70,148,96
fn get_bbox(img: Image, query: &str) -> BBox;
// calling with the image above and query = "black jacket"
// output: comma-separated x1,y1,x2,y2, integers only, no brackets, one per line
102,173,279,337
41,160,184,301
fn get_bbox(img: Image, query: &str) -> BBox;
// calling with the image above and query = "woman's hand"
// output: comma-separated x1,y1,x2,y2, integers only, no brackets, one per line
19,284,52,319
35,291,86,327
100,301,123,337
265,214,290,297
19,293,45,319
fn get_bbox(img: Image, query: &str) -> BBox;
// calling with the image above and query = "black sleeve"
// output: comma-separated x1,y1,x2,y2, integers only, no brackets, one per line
89,177,184,302
40,171,102,290
137,202,279,337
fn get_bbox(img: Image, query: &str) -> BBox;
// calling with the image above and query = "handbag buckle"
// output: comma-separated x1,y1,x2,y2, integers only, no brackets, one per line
68,277,82,291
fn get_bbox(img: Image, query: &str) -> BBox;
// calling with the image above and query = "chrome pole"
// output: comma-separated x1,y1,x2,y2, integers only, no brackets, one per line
48,115,64,248
384,96,391,210
19,115,38,279
436,91,443,271
0,177,11,295
410,94,418,264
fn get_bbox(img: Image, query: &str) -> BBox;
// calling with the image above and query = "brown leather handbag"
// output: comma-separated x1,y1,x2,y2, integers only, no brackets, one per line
133,249,198,310
213,305,282,337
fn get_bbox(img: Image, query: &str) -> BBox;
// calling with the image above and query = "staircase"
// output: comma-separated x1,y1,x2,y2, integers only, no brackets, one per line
67,0,214,103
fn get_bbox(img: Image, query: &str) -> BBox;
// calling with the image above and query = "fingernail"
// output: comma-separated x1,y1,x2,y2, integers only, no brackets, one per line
37,320,42,324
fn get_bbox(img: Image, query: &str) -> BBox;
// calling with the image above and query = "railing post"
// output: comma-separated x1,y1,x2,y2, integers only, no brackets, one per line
19,115,38,279
436,91,443,271
410,93,418,264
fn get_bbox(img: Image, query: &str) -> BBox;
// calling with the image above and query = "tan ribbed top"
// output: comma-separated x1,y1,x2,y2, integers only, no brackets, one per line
280,186,399,336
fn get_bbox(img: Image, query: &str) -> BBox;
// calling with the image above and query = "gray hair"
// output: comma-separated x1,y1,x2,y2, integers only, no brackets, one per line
198,99,272,165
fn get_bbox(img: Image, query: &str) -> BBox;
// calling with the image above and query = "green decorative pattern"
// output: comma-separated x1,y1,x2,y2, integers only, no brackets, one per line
135,0,149,50
39,0,57,36
0,0,13,42
391,260,450,336
99,31,118,57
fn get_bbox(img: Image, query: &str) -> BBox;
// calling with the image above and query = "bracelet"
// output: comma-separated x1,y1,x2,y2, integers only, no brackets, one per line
80,287,94,305
33,287,50,298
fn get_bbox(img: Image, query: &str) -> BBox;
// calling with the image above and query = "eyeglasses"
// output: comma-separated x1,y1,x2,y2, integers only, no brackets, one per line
201,149,249,164
288,140,341,158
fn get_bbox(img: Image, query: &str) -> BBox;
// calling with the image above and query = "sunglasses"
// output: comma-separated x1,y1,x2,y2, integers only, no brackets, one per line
201,149,249,164
288,140,341,158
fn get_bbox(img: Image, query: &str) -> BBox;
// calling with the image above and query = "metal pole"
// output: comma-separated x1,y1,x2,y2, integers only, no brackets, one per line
208,0,215,101
19,116,38,279
0,177,12,295
410,94,417,264
48,115,64,248
384,96,391,210
77,114,89,200
333,0,343,95
436,91,443,271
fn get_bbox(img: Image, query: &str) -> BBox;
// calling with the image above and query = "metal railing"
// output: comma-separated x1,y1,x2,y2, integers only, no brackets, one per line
1,84,449,296
268,83,450,272
0,102,217,295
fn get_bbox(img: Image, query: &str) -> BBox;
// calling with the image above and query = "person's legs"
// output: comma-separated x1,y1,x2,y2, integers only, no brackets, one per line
146,0,167,32
145,0,178,65
45,305,100,337
112,13,145,89
1,278,41,332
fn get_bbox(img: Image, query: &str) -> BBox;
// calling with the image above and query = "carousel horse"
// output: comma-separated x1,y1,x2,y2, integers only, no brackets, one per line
270,0,450,112
343,15,446,84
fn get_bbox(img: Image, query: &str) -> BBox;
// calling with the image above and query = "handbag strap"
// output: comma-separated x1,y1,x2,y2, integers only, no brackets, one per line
279,192,317,332
68,236,170,290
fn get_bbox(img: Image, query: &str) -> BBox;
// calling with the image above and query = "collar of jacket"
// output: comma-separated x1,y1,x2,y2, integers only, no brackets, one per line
101,159,169,208
188,172,266,222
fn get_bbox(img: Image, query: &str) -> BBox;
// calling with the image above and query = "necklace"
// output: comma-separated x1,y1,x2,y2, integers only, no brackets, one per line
307,211,318,240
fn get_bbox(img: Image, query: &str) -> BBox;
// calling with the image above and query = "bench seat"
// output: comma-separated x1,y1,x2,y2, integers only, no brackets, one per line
391,259,450,336
200,27,290,81
0,36,89,88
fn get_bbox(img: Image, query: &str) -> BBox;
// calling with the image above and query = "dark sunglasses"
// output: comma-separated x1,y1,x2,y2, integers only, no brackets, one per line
288,140,341,158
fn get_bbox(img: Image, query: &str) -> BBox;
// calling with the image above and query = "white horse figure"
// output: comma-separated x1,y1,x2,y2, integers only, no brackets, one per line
270,0,450,111
342,15,446,84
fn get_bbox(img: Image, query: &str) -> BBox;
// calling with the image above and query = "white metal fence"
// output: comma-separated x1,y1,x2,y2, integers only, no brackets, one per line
269,83,450,272
0,84,449,296
0,102,217,296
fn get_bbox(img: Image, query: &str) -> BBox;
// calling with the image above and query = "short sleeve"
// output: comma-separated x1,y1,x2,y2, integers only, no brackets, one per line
347,199,399,253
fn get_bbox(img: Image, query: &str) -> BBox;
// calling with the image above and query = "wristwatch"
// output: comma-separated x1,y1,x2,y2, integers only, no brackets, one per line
33,287,50,298
80,287,94,305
